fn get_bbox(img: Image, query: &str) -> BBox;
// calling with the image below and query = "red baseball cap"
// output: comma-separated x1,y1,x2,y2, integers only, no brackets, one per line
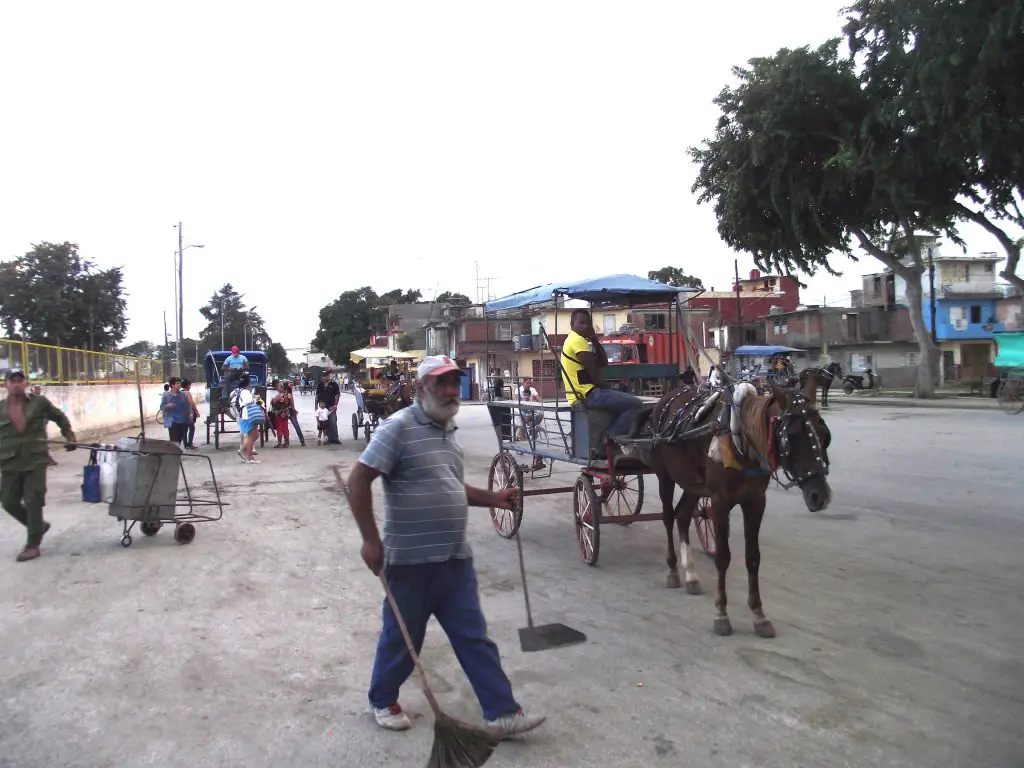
231,346,240,354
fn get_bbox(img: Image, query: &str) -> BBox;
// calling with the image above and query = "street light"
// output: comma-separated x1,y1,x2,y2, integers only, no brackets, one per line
174,222,205,376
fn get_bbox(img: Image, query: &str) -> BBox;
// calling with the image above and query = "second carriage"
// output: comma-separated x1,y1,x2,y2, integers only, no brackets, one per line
481,275,718,565
994,330,1024,415
351,378,414,441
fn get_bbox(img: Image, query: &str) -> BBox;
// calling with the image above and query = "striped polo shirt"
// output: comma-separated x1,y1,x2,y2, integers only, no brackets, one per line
357,402,470,566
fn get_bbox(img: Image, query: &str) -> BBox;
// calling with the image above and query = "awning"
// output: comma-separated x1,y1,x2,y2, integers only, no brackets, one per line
732,345,803,356
349,348,417,363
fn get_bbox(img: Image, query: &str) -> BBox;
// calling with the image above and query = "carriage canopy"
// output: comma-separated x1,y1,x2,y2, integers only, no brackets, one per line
733,345,802,356
203,350,268,388
484,274,693,312
994,331,1024,370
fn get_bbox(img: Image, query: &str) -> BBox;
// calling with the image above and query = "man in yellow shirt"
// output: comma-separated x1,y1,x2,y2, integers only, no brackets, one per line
560,309,643,437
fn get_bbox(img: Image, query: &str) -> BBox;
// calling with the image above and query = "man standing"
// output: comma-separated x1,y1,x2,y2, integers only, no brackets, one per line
222,346,249,391
315,370,342,444
560,309,643,436
161,377,189,447
347,355,545,738
0,370,76,562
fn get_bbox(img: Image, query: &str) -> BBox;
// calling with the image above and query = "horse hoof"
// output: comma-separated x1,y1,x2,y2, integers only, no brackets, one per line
713,616,733,636
684,580,702,595
666,572,681,589
754,618,776,638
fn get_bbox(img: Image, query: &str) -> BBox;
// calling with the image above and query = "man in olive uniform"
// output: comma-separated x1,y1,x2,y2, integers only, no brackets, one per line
0,370,76,562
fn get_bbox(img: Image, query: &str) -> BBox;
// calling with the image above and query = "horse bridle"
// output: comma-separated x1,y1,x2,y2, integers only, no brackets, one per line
768,392,829,490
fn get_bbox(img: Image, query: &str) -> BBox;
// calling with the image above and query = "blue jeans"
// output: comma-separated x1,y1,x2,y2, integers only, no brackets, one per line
368,558,519,720
288,411,305,445
584,387,644,436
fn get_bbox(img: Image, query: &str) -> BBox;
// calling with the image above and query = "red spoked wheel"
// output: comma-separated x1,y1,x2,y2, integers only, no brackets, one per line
694,496,716,556
573,474,601,566
607,473,644,526
487,453,524,538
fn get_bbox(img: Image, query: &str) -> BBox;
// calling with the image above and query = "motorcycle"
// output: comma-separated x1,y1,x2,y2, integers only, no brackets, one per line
842,368,880,394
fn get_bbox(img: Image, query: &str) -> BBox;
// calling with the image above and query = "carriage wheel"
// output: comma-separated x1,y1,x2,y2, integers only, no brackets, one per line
487,453,523,538
607,473,644,526
364,423,371,441
573,475,601,566
351,413,360,441
214,419,220,449
998,379,1024,415
206,419,212,446
694,496,716,556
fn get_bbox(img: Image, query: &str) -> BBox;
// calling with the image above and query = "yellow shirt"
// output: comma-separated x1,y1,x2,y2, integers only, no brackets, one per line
561,330,596,405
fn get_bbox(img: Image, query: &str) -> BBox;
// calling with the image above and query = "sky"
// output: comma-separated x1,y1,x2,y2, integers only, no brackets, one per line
0,1,1010,359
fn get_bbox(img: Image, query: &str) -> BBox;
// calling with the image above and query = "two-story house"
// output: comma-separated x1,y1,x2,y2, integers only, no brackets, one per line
690,270,800,352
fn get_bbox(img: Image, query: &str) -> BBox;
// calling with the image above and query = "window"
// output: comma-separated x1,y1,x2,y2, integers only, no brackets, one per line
498,324,513,341
532,359,557,381
603,314,616,336
774,319,787,334
636,311,667,330
984,263,994,273
969,305,982,324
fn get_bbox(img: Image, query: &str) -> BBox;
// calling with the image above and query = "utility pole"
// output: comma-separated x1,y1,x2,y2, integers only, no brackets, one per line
475,261,480,304
220,298,225,349
927,245,937,345
176,222,184,378
733,258,742,351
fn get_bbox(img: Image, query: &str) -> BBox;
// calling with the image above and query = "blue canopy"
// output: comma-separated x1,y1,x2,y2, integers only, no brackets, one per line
485,274,688,312
733,345,802,356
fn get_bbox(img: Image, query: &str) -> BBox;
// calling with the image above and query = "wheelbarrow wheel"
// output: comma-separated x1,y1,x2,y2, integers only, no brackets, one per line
174,523,196,545
140,521,162,537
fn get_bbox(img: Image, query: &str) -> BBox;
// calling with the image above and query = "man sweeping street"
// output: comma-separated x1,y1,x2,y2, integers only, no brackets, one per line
0,370,76,562
347,355,546,739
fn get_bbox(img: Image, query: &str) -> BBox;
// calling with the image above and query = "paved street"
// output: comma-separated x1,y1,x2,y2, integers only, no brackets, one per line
1,393,1022,768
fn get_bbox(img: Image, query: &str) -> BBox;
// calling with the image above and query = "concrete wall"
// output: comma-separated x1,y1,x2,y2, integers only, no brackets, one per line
33,383,165,441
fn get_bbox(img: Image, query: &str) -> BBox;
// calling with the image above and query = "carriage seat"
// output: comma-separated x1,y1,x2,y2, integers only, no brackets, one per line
569,406,616,461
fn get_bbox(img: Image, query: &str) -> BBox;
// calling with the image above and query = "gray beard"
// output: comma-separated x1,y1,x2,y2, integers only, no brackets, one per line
420,390,460,424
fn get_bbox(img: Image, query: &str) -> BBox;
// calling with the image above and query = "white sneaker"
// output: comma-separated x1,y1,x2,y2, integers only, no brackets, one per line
485,709,546,740
373,703,412,731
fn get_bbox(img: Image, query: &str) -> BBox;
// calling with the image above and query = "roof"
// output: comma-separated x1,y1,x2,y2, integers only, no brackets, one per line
485,274,693,312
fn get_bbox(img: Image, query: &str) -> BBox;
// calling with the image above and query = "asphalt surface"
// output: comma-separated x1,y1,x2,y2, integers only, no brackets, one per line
1,394,1021,768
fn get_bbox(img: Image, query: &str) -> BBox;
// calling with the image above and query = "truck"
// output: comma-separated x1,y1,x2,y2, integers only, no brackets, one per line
598,331,687,397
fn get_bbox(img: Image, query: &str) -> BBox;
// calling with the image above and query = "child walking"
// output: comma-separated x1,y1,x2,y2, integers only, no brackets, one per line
314,401,330,445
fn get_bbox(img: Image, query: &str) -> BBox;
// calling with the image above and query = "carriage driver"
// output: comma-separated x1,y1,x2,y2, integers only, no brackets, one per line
221,346,249,391
560,309,644,437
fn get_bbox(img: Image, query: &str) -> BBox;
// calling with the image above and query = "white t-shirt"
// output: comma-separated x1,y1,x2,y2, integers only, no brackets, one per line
315,407,330,423
517,386,539,401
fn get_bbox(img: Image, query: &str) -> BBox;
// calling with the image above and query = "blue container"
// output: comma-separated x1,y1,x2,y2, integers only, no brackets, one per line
81,464,101,504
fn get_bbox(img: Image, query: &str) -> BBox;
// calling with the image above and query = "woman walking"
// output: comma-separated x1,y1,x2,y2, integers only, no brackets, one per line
271,381,292,448
232,374,265,463
181,378,200,450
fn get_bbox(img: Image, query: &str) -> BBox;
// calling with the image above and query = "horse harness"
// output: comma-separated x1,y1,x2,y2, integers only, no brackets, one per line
764,392,830,489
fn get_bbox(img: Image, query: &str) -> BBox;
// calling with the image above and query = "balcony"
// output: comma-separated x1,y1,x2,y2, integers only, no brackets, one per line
939,282,1007,298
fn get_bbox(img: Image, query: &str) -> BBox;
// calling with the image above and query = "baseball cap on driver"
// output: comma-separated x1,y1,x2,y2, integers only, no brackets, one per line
417,356,466,378
231,346,240,355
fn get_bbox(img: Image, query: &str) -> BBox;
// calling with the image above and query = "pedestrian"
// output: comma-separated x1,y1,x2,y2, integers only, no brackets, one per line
161,377,190,448
181,378,200,449
285,381,306,446
271,381,292,448
0,369,77,562
347,355,546,738
231,374,264,463
314,401,330,445
315,370,342,444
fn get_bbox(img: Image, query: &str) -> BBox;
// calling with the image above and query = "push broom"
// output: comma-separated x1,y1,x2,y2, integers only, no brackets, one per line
330,465,499,768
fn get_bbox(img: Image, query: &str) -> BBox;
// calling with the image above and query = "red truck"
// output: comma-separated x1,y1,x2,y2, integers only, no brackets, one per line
598,331,690,395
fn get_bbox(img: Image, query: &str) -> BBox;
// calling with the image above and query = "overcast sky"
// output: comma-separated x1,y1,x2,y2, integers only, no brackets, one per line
0,1,1008,357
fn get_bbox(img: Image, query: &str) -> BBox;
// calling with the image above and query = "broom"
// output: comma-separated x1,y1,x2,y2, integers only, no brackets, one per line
330,465,500,768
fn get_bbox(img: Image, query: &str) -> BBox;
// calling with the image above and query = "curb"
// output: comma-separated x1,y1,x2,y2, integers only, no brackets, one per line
830,396,999,411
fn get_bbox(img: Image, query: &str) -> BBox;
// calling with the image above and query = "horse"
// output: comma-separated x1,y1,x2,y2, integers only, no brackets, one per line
381,378,413,418
628,376,832,637
797,363,840,407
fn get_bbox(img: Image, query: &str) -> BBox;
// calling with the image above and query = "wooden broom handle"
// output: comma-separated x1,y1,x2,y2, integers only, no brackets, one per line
329,465,442,716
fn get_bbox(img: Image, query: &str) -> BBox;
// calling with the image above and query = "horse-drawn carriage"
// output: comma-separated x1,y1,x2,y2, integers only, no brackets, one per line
994,330,1024,415
203,350,270,449
351,378,412,441
482,275,834,638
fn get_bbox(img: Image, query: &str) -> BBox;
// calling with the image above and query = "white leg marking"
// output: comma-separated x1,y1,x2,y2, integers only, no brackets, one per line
682,538,698,584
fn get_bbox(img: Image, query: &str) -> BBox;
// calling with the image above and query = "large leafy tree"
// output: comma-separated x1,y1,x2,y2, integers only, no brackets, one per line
312,287,422,367
690,41,962,397
844,0,1024,293
196,284,270,353
119,341,157,358
647,267,704,290
435,291,472,305
0,242,128,349
265,342,292,375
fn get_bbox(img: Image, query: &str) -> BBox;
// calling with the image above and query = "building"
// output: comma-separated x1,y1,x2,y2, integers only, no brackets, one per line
304,349,337,369
689,270,800,352
383,303,443,353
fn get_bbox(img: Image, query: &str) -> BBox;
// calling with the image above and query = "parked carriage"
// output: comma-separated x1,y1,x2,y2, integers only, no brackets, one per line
203,350,269,449
351,378,413,441
994,330,1024,415
482,275,719,564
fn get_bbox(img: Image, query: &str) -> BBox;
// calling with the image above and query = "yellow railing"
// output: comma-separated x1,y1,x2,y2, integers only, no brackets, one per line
0,339,164,385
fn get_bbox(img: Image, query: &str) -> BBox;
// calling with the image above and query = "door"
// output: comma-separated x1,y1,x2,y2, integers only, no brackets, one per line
942,350,956,382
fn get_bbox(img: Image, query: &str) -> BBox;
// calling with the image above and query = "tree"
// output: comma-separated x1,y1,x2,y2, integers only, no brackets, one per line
196,284,270,352
119,341,157,358
435,291,472,305
844,0,1024,293
395,333,416,352
265,342,292,375
690,41,962,397
311,287,421,368
0,242,128,349
647,267,704,290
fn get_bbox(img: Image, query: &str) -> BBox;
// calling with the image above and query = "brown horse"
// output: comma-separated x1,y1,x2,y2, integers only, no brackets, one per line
797,364,840,407
632,378,832,637
381,379,413,418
